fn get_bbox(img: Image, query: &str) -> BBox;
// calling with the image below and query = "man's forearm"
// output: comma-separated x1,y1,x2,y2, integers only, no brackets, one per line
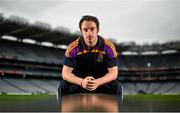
97,72,117,86
62,72,83,86
97,66,118,86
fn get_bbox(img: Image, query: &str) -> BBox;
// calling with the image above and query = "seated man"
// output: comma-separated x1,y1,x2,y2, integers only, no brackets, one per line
58,15,123,103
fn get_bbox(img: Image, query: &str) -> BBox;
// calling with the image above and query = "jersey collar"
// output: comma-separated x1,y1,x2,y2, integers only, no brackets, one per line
80,35,102,51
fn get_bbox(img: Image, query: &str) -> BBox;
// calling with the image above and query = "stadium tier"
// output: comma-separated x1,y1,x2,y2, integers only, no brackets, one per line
0,77,59,94
0,39,180,79
0,77,180,95
0,39,63,78
121,81,180,95
0,39,65,64
118,53,180,68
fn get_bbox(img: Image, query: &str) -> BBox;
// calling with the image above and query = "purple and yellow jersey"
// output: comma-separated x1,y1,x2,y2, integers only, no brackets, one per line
64,36,118,78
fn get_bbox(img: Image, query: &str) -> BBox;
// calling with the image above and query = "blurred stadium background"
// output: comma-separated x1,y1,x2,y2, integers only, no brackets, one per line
0,12,180,111
0,12,180,95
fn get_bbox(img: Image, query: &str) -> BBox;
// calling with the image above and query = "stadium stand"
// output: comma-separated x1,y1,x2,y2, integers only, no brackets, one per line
122,82,180,95
0,12,180,95
0,77,60,94
118,53,180,68
0,39,65,64
0,78,24,93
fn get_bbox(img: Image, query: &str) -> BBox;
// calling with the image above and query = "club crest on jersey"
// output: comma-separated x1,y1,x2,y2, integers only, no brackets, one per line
97,53,103,62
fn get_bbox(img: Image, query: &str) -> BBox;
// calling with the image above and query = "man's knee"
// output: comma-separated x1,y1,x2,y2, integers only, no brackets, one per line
58,80,68,94
58,80,81,95
57,80,68,103
58,80,63,91
110,80,123,95
111,80,122,88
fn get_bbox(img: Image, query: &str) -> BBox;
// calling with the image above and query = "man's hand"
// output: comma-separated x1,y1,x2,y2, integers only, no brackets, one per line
86,79,100,91
81,76,94,89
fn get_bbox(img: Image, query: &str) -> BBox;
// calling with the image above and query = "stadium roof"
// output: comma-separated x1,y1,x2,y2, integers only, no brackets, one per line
0,13,80,45
0,13,180,53
115,41,180,54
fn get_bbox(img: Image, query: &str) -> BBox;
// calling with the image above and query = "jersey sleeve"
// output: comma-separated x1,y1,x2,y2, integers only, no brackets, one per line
63,40,78,68
63,57,76,68
104,39,119,68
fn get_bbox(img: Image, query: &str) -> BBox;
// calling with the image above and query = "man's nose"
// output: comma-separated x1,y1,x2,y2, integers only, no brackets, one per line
87,30,92,36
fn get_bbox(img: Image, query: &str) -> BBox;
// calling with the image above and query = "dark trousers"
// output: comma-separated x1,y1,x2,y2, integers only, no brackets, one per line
57,79,123,103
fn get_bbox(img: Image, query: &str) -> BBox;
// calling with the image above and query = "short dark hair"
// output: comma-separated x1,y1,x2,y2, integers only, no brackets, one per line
79,15,99,30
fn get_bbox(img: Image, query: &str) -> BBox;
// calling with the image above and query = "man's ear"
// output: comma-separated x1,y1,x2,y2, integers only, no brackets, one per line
80,28,82,33
97,27,100,33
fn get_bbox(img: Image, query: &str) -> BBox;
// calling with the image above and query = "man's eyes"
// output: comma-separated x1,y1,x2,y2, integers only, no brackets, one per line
90,28,94,31
83,28,95,32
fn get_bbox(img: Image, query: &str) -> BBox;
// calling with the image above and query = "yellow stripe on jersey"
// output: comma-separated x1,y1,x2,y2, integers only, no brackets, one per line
104,39,117,57
65,43,78,57
91,49,105,54
65,38,80,57
105,41,117,57
77,50,89,55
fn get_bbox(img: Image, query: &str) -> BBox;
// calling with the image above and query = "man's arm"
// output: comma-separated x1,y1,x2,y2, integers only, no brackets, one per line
86,66,118,91
97,66,118,85
62,65,82,86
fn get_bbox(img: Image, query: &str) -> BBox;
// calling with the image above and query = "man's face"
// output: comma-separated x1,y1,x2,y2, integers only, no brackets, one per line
81,20,99,47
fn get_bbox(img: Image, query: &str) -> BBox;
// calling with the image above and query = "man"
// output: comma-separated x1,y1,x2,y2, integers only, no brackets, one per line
58,15,123,103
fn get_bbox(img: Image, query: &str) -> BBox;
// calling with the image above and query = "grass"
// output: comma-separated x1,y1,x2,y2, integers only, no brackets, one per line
0,94,55,101
125,94,180,101
0,94,180,112
1,94,180,101
0,94,59,112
